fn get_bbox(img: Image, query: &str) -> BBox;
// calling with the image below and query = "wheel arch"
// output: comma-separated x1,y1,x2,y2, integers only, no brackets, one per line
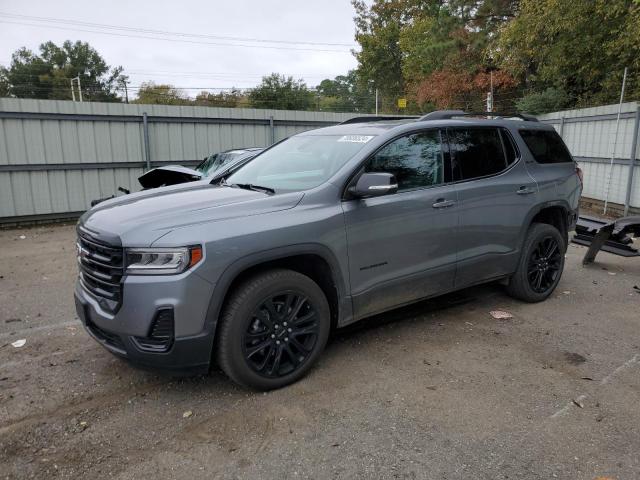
519,201,571,251
204,244,351,345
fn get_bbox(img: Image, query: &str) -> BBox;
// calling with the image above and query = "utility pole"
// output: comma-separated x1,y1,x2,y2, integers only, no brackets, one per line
490,71,494,100
486,71,494,113
375,88,379,115
120,78,129,104
70,77,83,102
603,67,628,215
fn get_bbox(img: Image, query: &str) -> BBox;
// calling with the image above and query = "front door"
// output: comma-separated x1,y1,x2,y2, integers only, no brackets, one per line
342,129,459,320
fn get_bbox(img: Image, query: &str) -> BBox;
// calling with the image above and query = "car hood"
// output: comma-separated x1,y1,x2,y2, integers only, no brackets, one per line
138,165,202,188
79,180,304,246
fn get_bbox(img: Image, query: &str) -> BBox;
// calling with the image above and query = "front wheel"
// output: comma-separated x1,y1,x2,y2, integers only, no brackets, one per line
216,269,330,390
506,223,566,302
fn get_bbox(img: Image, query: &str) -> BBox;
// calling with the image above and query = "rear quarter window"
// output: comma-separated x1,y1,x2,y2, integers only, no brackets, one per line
519,129,573,164
500,129,519,166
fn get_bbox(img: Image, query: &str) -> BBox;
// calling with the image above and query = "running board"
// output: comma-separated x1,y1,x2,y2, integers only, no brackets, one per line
572,215,640,265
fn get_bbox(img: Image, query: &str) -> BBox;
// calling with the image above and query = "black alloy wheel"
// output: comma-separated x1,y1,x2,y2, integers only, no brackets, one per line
506,222,566,303
527,235,562,294
216,269,330,390
242,292,319,377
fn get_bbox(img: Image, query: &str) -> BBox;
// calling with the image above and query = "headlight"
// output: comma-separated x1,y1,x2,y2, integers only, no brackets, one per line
125,246,203,275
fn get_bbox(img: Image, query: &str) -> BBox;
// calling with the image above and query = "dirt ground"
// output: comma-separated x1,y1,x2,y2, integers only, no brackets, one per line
1,223,639,480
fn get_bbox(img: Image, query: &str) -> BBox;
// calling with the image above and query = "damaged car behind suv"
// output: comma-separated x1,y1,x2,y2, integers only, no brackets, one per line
75,111,581,390
137,147,264,189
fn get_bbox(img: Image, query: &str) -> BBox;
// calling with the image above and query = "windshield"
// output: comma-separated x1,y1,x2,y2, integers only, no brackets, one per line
226,134,374,192
197,150,247,176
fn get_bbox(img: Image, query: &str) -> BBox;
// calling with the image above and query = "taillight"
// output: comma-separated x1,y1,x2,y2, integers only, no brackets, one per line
576,165,583,184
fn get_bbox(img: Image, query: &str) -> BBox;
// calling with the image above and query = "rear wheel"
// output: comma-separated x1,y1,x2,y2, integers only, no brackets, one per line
506,223,565,302
216,269,330,390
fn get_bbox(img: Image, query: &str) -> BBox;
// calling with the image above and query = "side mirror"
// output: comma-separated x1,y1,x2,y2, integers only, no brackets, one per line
349,172,398,198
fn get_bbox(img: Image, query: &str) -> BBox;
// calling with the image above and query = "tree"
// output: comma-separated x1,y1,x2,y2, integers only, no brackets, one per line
515,87,570,114
352,0,409,105
352,0,520,112
398,8,461,84
248,74,314,110
496,0,640,106
194,89,247,108
2,40,124,101
133,82,191,105
415,68,517,110
315,70,376,112
0,69,10,97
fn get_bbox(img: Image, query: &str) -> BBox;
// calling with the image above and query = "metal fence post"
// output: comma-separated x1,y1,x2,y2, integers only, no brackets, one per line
559,116,565,138
623,106,640,216
142,112,151,171
269,115,275,145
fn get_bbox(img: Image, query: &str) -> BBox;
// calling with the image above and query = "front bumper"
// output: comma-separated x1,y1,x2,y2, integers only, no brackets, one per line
74,272,216,374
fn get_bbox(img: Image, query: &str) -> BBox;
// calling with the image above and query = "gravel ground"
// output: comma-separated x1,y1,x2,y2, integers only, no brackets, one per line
1,223,639,479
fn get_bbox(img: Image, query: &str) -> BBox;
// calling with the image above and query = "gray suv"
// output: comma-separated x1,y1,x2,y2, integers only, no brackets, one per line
74,110,582,389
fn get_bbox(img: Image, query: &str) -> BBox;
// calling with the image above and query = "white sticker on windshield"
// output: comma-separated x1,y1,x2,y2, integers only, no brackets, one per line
337,135,374,143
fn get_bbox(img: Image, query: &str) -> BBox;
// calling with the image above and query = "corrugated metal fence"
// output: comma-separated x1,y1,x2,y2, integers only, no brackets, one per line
0,98,357,223
2,98,639,223
538,102,640,215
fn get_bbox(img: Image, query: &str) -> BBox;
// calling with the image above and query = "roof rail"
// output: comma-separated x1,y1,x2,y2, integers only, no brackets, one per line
419,110,466,121
419,110,539,122
339,115,419,125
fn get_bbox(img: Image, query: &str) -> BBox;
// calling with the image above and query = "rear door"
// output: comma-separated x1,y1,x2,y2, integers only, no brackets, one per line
342,129,458,320
447,127,539,287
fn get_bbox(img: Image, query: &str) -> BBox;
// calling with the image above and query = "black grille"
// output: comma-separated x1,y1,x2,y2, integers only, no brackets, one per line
86,320,126,353
77,231,124,313
133,309,174,353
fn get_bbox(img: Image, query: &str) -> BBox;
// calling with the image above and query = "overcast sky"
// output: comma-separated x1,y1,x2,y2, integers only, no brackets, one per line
0,0,360,97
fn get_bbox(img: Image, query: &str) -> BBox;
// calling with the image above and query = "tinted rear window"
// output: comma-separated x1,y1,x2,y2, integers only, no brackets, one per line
448,128,507,180
519,129,573,164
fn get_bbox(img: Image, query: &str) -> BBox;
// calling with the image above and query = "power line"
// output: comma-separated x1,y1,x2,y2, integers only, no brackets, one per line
2,72,338,84
0,63,355,80
0,19,355,53
0,12,357,47
4,82,379,103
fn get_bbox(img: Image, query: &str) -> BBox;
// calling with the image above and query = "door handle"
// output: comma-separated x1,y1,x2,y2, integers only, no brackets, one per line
516,186,535,195
432,199,456,209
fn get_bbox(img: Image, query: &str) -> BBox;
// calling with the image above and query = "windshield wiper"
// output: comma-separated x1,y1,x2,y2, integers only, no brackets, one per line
228,183,275,195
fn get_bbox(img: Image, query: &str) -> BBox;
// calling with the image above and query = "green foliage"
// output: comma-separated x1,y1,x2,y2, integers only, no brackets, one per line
0,69,10,97
496,0,640,106
351,0,408,100
315,70,375,112
398,10,461,83
195,89,247,108
2,40,124,101
353,0,520,112
248,73,315,111
353,0,640,112
132,82,190,105
515,88,570,114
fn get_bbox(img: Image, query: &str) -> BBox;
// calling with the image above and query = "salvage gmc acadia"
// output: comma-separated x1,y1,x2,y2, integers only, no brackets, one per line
74,110,582,390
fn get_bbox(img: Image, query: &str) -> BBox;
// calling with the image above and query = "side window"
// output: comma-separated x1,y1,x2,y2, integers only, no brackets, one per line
500,129,519,166
365,130,444,191
519,129,573,164
449,128,507,181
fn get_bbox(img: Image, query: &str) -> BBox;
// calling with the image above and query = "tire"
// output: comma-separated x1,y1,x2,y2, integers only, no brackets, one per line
506,223,566,303
216,269,330,390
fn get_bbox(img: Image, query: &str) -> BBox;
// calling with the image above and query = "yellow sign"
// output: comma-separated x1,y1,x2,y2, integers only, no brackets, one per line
397,98,407,109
